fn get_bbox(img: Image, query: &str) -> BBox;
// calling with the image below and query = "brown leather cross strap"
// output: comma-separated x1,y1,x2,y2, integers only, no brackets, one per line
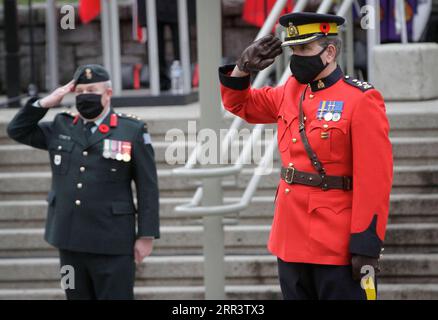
280,166,352,191
298,84,326,176
279,84,352,191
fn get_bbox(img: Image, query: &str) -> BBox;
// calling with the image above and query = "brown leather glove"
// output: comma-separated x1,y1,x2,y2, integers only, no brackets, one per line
236,35,283,73
351,254,380,281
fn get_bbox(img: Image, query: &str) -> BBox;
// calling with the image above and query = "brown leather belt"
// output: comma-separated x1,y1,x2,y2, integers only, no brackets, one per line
280,166,352,191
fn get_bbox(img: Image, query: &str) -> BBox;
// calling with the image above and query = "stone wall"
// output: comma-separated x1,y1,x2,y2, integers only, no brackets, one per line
0,0,257,94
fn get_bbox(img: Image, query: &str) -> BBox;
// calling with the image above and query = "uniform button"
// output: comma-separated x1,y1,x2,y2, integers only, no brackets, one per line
77,183,83,189
309,94,314,99
292,138,297,143
75,200,81,206
304,116,307,121
323,124,329,129
80,166,85,172
82,151,88,156
288,162,294,167
57,146,62,150
284,188,290,194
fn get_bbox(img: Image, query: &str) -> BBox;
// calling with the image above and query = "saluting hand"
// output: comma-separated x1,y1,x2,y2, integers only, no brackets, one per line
236,35,283,74
134,238,154,264
39,80,75,108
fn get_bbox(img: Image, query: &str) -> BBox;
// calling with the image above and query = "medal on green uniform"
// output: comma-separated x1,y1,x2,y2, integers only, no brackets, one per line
110,140,118,159
115,141,123,161
103,139,111,159
121,141,132,162
103,139,132,162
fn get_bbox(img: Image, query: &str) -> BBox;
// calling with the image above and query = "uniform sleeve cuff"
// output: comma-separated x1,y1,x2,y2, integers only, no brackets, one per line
218,64,250,91
349,215,383,258
32,99,42,108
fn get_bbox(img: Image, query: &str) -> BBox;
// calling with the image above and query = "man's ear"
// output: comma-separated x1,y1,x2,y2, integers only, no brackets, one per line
106,87,113,98
101,88,113,107
326,44,337,63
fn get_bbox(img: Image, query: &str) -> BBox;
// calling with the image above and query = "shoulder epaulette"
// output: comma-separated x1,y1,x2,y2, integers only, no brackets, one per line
117,113,148,131
117,112,142,121
60,109,77,117
343,75,374,92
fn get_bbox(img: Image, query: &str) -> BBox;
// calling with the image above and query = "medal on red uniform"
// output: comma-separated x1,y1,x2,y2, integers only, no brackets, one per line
317,101,344,121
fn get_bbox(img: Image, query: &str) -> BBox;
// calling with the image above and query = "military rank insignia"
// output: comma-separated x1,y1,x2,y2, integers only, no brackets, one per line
103,139,132,162
316,100,344,122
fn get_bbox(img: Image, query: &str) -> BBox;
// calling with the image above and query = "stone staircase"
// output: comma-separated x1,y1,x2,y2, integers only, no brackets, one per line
0,100,437,299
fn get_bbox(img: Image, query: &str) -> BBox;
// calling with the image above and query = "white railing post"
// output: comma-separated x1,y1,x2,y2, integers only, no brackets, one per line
46,0,59,91
177,0,192,94
396,0,408,43
146,0,160,96
366,0,380,83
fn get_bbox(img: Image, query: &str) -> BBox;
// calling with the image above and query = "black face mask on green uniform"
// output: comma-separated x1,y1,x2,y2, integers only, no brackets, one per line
289,46,329,84
76,93,104,119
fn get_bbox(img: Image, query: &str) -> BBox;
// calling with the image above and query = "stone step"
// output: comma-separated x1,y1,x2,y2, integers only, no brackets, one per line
0,223,436,258
385,99,438,137
0,136,436,172
0,165,437,200
1,98,438,146
0,193,437,229
0,254,436,289
0,283,437,300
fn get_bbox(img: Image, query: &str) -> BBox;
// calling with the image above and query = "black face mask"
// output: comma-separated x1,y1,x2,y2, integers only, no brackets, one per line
289,46,329,84
76,94,104,119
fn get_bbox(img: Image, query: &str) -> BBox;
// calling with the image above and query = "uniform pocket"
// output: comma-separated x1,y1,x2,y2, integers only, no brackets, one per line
48,139,74,175
307,191,352,256
307,119,349,162
277,113,297,152
112,202,136,215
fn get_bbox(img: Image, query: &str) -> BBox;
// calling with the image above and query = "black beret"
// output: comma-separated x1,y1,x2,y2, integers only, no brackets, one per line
73,64,110,85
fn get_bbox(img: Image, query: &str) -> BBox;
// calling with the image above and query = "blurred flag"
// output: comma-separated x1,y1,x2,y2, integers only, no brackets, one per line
133,0,147,43
242,0,295,29
79,0,101,24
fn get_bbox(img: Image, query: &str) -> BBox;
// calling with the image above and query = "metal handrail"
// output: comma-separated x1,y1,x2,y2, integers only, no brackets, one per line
174,70,290,216
173,0,357,217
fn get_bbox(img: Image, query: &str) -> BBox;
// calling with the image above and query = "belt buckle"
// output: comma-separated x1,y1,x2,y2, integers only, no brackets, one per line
284,166,295,184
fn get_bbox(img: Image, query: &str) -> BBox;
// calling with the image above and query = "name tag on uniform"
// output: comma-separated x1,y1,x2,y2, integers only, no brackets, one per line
58,134,71,141
316,101,344,122
103,139,132,162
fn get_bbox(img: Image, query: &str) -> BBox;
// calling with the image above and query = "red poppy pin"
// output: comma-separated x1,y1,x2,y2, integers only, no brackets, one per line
320,23,330,35
98,124,110,134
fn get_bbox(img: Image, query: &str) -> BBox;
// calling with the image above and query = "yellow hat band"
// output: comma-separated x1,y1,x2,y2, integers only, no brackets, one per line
286,22,338,38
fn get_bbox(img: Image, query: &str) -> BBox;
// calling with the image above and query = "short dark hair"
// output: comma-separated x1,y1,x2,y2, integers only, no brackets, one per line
318,36,342,58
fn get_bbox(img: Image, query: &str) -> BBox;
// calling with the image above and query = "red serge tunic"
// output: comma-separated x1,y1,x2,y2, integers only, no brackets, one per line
219,65,393,265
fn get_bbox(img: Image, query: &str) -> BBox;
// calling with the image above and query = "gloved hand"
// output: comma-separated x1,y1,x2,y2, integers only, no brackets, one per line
236,35,283,73
351,254,380,281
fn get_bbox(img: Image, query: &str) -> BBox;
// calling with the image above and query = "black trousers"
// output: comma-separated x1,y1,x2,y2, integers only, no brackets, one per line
277,258,377,300
59,249,135,300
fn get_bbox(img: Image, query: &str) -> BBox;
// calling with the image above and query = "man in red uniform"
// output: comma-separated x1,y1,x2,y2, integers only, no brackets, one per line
218,13,393,300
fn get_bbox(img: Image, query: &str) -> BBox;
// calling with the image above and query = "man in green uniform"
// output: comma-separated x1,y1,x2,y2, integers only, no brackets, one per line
7,64,160,300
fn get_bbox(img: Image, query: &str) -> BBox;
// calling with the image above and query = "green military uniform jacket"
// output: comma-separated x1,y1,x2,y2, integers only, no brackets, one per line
7,97,160,255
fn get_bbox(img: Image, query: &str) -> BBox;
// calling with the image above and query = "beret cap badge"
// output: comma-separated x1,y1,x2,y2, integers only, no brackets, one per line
85,68,93,80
